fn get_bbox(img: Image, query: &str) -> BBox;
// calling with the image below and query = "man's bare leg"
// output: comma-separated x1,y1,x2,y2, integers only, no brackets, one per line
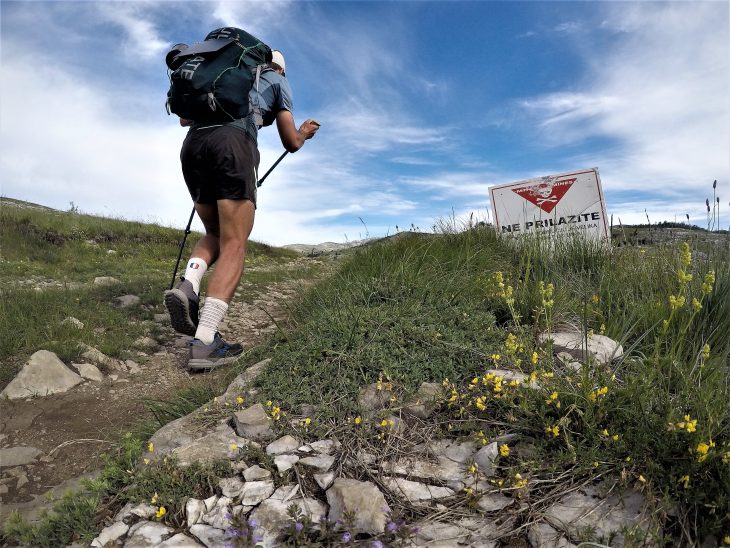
194,199,255,343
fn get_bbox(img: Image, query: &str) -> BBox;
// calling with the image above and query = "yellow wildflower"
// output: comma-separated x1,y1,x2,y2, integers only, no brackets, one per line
468,463,478,474
702,271,715,294
612,434,620,441
531,351,538,365
694,440,715,462
638,475,646,483
702,344,710,361
679,475,690,489
143,458,150,465
692,298,702,312
151,492,159,504
499,444,510,457
354,416,362,425
491,353,501,362
591,294,600,305
677,270,693,285
505,333,519,354
148,442,154,453
236,396,245,405
680,242,692,267
599,323,606,335
155,506,166,520
723,535,730,545
669,294,686,311
545,425,560,438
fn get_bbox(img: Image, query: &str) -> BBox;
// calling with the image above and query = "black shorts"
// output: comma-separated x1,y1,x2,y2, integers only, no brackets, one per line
180,125,260,206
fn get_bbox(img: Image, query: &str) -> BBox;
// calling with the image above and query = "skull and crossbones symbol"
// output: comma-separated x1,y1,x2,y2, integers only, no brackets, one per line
531,177,558,206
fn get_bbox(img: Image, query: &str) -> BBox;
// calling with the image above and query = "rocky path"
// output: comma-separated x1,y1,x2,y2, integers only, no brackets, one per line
0,258,328,526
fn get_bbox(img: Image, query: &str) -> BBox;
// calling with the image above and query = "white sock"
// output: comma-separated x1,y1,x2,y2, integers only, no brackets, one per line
184,258,208,294
195,297,228,344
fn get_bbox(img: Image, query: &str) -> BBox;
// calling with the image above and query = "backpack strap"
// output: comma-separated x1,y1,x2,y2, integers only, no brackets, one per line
251,64,264,128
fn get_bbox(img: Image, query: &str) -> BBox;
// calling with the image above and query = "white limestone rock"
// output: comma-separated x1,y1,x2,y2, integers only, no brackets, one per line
314,472,336,490
299,454,335,472
474,442,500,476
0,446,43,467
156,533,205,547
383,477,455,503
189,524,228,548
240,480,275,506
124,521,173,547
477,493,514,512
403,382,443,419
93,276,121,286
130,503,157,519
265,435,300,455
528,521,577,548
201,496,233,529
218,476,244,499
61,316,84,329
544,486,648,547
90,521,129,547
274,454,299,474
233,403,275,441
243,464,272,481
1,350,83,399
185,498,206,527
72,363,105,382
540,330,623,365
326,478,390,535
250,496,328,547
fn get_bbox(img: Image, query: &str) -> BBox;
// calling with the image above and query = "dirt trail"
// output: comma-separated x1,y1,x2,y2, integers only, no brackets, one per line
0,259,327,525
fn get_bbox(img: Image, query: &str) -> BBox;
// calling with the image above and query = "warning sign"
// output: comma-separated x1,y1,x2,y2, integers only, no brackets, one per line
489,168,609,240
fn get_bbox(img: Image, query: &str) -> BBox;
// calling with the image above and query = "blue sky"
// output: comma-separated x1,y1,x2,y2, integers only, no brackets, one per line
1,1,728,245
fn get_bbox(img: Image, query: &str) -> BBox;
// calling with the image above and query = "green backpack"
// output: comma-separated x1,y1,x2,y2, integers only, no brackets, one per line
166,27,271,123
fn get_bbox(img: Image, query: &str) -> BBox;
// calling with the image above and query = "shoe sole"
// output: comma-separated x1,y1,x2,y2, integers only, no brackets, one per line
188,355,240,371
164,289,197,336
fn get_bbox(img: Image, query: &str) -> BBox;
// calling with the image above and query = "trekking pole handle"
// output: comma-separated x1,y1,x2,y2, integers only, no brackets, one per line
257,151,289,188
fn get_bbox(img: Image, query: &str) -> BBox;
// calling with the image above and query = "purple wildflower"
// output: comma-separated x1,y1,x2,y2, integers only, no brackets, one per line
386,521,398,533
342,531,352,543
295,522,304,532
371,541,385,548
247,517,258,528
224,527,241,538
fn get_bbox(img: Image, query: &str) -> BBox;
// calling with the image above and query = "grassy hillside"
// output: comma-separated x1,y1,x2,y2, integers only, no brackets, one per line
0,198,299,386
2,201,728,545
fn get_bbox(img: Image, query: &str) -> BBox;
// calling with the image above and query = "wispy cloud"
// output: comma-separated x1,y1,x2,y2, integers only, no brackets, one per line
96,3,168,60
515,2,729,204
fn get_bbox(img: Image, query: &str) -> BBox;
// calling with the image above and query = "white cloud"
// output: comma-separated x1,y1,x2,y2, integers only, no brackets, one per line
211,1,293,38
517,2,729,204
96,3,169,60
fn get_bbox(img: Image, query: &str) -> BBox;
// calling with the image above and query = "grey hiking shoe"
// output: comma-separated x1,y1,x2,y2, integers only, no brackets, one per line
164,278,199,336
188,333,243,371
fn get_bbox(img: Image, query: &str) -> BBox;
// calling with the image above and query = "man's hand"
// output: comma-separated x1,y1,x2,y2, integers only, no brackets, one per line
299,119,321,140
276,111,321,152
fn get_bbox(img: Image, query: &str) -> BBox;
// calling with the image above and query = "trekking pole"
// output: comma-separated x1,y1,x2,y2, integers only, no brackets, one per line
257,151,288,188
169,206,196,290
169,150,290,289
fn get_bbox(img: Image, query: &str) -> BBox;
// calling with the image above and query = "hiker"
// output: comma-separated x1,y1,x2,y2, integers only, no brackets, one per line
165,43,320,370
